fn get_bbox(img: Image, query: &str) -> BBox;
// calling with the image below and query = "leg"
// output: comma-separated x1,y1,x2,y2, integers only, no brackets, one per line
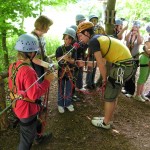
104,101,116,124
18,116,37,150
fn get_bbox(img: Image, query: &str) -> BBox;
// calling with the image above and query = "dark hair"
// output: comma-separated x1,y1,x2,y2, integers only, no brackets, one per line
81,28,94,36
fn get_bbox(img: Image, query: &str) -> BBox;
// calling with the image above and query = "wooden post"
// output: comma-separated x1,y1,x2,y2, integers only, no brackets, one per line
105,0,116,35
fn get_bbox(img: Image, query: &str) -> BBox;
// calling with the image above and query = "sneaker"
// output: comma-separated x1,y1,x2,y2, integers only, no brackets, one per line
72,95,80,102
79,87,87,91
58,106,65,113
121,89,127,94
134,95,145,102
92,116,113,125
141,94,150,101
91,119,111,129
125,93,133,98
145,92,150,98
92,116,104,120
34,132,52,145
66,105,74,112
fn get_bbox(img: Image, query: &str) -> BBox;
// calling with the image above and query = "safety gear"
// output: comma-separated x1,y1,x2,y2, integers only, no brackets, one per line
70,25,77,31
115,19,123,25
77,21,94,34
89,14,98,21
133,20,140,27
63,27,76,40
76,14,86,22
146,23,150,33
15,33,39,52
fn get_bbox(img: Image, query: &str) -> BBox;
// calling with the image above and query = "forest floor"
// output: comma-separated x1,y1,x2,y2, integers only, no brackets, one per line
0,69,150,150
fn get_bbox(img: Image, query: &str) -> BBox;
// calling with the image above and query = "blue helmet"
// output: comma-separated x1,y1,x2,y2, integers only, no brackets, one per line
15,33,39,52
76,14,86,22
146,23,150,33
133,20,141,27
89,14,98,21
115,19,123,25
70,25,77,32
63,27,76,40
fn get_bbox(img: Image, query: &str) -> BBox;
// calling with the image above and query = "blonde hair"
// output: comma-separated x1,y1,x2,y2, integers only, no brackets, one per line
34,15,53,32
17,52,28,60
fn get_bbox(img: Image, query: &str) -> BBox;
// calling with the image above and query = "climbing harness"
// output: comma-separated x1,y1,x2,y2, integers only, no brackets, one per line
115,67,124,85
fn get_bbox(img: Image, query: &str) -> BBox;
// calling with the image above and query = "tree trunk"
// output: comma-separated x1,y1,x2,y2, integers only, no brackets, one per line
105,0,116,35
0,79,8,130
2,29,9,70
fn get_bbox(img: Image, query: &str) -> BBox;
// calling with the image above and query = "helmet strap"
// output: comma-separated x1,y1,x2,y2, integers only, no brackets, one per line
81,31,91,39
24,52,36,61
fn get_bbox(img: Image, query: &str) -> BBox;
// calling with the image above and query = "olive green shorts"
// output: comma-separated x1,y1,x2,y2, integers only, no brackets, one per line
104,64,136,102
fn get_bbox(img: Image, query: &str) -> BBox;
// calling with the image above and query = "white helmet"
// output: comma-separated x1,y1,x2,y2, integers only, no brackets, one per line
63,27,76,40
15,33,39,52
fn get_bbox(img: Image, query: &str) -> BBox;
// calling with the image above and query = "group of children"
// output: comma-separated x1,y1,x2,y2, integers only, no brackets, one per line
55,14,150,116
7,13,150,149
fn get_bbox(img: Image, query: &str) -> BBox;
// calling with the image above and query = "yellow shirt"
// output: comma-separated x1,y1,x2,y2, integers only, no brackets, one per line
89,35,132,63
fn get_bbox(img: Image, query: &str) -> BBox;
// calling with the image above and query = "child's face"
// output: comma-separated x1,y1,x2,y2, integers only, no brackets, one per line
90,18,98,26
64,35,72,46
116,25,123,31
132,26,139,33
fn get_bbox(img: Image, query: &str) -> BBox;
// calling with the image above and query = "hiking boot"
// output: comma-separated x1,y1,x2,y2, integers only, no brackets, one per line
66,105,74,112
134,95,145,102
34,132,52,145
141,94,150,101
58,106,65,113
91,119,111,129
92,116,113,125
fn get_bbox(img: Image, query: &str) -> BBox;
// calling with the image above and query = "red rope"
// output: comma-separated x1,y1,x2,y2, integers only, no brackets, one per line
37,87,49,136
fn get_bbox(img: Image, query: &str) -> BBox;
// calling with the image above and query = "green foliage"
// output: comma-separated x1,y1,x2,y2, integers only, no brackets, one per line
45,36,62,56
116,0,150,23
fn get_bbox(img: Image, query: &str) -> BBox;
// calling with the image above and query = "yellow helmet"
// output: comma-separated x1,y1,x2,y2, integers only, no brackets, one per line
77,21,94,34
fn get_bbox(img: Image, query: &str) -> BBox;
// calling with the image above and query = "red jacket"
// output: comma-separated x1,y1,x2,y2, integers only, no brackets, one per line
8,60,50,119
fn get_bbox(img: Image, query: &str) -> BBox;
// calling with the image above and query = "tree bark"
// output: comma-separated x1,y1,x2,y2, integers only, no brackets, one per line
105,0,116,35
0,79,8,130
2,29,9,70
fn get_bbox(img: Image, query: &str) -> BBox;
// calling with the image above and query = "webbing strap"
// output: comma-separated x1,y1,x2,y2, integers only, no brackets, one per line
10,62,30,97
102,36,111,58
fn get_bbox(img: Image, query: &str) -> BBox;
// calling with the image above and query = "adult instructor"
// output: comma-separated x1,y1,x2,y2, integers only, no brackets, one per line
76,22,136,129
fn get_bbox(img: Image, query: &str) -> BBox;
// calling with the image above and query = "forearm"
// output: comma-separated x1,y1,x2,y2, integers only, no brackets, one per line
137,34,143,44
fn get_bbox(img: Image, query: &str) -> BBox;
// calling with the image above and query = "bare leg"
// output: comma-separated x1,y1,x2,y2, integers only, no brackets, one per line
103,101,116,124
136,84,144,95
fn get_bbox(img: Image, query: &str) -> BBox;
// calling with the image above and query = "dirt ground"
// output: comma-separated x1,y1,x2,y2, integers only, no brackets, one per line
0,70,150,150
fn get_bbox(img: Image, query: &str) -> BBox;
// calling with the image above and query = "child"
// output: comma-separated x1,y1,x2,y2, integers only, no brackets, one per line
123,20,143,98
134,36,150,102
55,27,76,113
113,19,128,40
8,33,55,149
144,23,150,98
85,14,106,89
